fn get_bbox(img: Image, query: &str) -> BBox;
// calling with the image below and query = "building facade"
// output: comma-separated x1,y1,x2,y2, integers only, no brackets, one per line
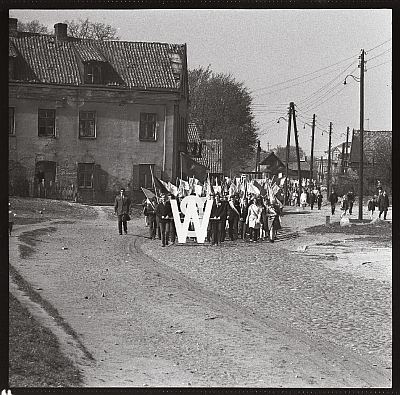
9,19,189,203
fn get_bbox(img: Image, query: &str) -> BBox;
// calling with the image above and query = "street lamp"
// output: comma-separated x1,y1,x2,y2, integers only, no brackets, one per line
343,49,365,220
343,74,360,84
277,116,287,124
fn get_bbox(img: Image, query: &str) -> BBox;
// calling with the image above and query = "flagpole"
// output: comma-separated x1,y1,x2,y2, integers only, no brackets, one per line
149,165,158,202
180,152,183,181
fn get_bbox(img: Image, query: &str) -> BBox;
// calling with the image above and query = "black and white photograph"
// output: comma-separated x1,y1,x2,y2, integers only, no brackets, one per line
6,6,392,389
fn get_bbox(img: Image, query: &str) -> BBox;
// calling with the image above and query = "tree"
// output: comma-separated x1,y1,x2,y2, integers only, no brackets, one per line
63,18,119,40
188,66,258,175
274,145,306,162
17,20,49,34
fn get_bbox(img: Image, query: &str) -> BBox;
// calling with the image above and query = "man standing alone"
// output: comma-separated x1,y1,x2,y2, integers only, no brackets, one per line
114,188,131,235
329,189,338,215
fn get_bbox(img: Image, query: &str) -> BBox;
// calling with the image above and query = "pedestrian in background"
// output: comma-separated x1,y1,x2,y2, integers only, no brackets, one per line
378,190,390,220
340,194,349,217
227,194,241,241
246,197,263,242
145,197,157,239
309,190,316,210
300,190,308,210
317,190,323,210
8,202,16,236
347,190,355,215
210,193,224,245
367,195,377,219
329,189,338,215
220,193,229,243
114,188,131,235
238,197,249,239
155,194,173,247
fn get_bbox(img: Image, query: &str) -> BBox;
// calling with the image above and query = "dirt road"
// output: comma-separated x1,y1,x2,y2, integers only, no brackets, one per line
9,204,392,387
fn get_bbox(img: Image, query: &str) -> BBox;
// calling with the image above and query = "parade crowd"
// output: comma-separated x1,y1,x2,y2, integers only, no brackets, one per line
111,175,391,247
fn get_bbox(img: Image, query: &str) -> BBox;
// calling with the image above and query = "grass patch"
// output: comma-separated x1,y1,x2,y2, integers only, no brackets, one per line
9,197,98,226
18,227,57,247
9,266,94,364
306,220,392,238
9,293,83,387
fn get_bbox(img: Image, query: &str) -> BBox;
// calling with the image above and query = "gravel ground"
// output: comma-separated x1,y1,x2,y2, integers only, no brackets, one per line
9,201,392,387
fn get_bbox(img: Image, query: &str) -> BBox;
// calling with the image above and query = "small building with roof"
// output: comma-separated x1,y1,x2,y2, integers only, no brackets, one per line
8,18,189,203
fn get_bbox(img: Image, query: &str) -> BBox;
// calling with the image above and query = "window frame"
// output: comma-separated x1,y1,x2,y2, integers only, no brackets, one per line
139,164,155,189
9,107,15,136
139,113,157,141
84,62,102,85
79,111,96,139
77,163,94,189
38,109,56,138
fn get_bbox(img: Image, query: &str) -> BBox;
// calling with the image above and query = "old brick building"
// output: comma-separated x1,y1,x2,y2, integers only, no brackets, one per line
8,18,189,203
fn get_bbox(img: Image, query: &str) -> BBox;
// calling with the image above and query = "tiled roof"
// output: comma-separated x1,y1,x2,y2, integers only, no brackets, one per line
9,34,185,90
73,40,107,62
350,130,392,163
187,122,201,143
198,139,223,174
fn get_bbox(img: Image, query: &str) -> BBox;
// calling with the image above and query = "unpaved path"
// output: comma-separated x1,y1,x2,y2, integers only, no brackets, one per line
9,205,391,387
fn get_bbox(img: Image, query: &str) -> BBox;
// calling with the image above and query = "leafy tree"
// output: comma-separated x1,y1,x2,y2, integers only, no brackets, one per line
274,145,306,162
17,20,49,34
63,18,119,40
188,66,258,175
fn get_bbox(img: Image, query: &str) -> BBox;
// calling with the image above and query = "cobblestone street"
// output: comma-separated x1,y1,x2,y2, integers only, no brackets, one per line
143,202,392,371
9,201,392,387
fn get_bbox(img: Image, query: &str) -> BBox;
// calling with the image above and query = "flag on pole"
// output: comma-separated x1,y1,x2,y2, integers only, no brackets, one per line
153,175,170,196
141,187,156,201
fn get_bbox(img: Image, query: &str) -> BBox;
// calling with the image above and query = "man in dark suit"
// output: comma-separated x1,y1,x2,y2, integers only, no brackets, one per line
114,188,132,235
155,194,173,247
210,194,225,245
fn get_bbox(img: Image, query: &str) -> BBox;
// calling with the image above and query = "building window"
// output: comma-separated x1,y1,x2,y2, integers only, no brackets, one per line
84,62,102,84
139,113,157,141
79,111,96,138
9,107,15,135
139,164,154,189
78,163,94,188
38,109,56,137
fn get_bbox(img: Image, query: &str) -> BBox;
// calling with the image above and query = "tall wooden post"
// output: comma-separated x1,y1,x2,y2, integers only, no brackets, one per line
345,126,350,173
327,122,332,197
359,49,365,220
310,114,316,187
284,106,292,205
291,102,302,194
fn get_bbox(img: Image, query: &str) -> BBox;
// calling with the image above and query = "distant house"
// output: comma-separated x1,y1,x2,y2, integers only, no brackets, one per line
349,130,392,192
259,152,285,178
8,18,189,203
186,122,223,182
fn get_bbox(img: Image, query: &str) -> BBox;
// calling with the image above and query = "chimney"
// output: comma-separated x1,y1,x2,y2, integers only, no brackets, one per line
54,23,68,41
9,18,18,37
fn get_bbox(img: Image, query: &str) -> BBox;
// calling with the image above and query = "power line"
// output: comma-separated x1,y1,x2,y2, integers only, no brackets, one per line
367,47,392,63
366,38,392,53
296,63,358,108
251,52,360,94
367,60,391,71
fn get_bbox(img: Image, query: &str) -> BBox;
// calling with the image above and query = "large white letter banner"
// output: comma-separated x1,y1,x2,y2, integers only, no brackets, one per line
171,196,213,244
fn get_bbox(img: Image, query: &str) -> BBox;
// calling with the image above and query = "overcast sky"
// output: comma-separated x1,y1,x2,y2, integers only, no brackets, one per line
10,8,392,158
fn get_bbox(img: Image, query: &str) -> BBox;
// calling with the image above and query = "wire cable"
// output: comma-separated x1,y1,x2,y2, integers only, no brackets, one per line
366,38,392,53
367,47,392,62
251,52,360,94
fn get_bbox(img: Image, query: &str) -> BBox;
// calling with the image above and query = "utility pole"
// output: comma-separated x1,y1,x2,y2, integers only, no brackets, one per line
284,105,292,205
341,142,346,174
255,140,261,173
345,126,350,173
359,49,365,220
310,114,316,188
327,122,332,197
291,102,302,194
320,156,324,183
267,142,270,151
